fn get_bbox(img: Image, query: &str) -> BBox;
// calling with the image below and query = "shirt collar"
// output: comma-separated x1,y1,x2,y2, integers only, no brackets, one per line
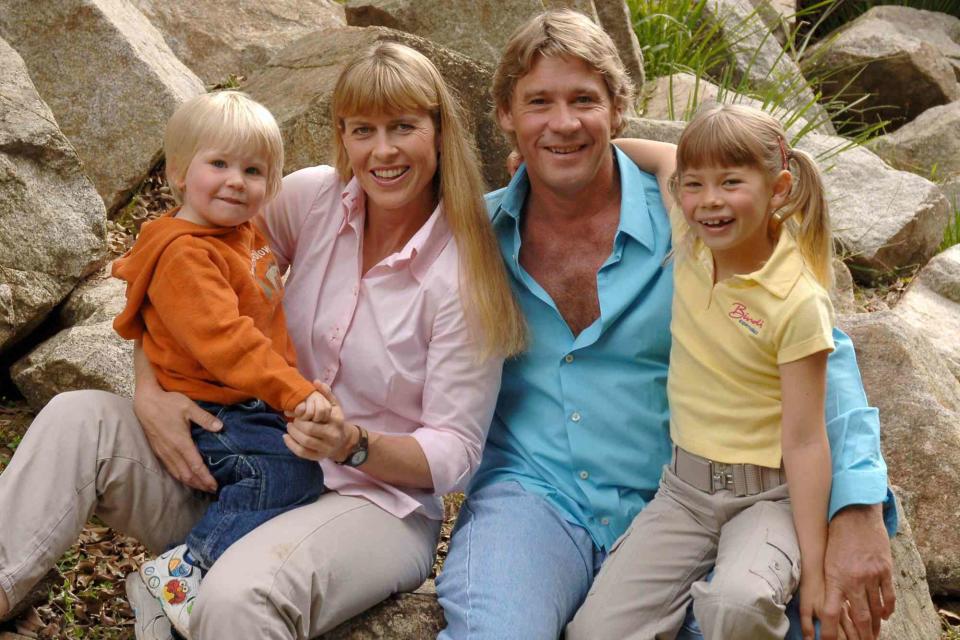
490,146,657,252
729,229,805,298
340,176,450,283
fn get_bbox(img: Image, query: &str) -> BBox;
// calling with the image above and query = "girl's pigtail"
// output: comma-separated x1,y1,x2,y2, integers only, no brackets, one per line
783,148,833,289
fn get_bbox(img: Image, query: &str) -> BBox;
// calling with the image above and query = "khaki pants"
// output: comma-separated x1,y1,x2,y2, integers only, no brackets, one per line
0,390,440,638
567,466,799,640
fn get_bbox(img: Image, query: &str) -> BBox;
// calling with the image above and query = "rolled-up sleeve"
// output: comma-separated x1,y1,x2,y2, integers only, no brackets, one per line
410,285,503,495
825,328,897,535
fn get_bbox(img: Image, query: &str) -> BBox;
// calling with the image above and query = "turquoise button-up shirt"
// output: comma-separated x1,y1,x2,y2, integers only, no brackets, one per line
471,148,894,551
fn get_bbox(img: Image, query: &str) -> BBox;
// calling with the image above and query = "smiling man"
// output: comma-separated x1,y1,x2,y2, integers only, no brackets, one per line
435,10,895,640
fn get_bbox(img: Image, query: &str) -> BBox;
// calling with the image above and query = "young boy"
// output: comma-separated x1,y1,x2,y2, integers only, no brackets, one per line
112,91,329,639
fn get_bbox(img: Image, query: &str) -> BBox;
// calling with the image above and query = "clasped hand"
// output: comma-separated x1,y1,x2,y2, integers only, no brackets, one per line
283,381,353,462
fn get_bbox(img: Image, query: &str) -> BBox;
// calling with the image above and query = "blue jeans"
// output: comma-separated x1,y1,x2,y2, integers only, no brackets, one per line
437,480,813,639
185,399,324,569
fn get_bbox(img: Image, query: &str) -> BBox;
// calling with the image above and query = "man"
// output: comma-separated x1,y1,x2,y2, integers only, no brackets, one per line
436,10,895,640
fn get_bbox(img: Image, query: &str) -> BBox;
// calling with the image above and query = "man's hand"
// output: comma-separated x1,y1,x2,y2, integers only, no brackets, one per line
133,383,221,493
820,504,895,640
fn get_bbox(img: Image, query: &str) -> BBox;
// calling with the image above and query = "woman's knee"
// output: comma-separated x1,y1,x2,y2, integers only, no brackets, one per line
693,573,788,637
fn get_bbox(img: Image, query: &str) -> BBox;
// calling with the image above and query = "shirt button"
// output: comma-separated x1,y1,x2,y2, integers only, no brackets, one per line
564,354,574,363
570,411,581,423
601,517,610,526
579,470,589,480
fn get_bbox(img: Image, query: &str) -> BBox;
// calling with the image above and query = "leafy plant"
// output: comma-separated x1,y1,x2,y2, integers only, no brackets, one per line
941,201,960,251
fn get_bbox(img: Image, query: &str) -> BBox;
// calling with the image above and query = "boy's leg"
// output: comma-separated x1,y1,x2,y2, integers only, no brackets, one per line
191,492,439,638
0,390,207,611
691,487,797,640
186,401,323,568
567,468,719,640
435,481,600,640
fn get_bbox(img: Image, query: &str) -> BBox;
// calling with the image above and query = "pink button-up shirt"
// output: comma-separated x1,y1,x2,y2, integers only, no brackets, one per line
260,166,502,520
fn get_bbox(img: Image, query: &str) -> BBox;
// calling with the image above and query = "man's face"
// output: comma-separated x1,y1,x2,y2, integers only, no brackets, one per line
499,54,620,198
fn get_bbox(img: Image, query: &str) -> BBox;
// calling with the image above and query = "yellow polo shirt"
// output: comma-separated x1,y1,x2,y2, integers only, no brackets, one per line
668,214,835,468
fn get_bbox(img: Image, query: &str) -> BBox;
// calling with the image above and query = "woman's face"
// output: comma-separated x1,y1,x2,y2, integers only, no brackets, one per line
340,110,440,220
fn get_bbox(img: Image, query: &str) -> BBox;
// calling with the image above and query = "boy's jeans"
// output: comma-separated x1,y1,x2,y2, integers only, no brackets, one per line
186,399,324,569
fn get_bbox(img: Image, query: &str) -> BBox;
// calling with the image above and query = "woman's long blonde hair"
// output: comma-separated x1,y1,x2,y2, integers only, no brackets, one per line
670,103,833,288
331,41,525,358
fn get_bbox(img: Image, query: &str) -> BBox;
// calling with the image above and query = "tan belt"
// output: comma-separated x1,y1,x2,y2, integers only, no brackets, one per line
671,446,785,497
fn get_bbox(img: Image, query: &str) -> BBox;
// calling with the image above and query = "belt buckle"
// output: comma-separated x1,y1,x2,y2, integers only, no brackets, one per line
711,462,733,493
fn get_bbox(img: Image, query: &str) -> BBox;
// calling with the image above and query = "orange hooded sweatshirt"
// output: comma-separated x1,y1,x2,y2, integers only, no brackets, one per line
112,212,316,412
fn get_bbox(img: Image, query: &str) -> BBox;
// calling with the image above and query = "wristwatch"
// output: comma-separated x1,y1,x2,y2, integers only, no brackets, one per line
336,425,369,467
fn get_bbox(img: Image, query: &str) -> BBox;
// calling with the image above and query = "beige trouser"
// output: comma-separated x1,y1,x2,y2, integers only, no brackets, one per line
567,466,799,640
0,390,440,638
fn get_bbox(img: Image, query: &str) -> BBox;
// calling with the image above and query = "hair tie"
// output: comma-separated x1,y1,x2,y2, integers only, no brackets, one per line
777,136,790,170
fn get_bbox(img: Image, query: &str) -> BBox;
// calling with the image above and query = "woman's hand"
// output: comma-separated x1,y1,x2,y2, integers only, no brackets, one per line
284,382,355,462
133,381,221,493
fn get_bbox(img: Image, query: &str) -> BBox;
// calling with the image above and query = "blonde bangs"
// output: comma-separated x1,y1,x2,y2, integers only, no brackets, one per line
676,107,767,175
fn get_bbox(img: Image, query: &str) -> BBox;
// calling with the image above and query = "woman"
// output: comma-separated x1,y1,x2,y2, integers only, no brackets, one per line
0,42,524,637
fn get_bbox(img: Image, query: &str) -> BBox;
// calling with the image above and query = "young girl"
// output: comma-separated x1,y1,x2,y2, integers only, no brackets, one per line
568,103,835,640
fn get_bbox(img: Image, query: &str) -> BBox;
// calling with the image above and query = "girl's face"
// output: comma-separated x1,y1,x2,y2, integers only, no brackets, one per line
677,163,791,276
340,109,439,221
175,147,269,228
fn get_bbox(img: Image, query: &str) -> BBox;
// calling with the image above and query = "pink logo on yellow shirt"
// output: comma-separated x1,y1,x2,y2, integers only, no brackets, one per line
728,302,764,335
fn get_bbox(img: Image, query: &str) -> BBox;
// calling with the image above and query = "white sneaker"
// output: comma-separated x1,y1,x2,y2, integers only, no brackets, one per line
125,572,173,640
138,544,201,640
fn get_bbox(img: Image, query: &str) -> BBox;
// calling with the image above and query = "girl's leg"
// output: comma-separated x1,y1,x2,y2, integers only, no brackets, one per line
567,468,720,640
190,492,439,639
0,390,207,612
691,488,797,640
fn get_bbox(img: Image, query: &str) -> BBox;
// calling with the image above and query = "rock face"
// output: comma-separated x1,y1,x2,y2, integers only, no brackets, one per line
804,5,960,130
11,277,132,411
894,245,960,380
879,490,943,640
243,25,512,190
0,37,107,353
344,0,644,90
841,311,960,595
0,0,205,213
131,0,346,84
869,100,960,179
795,132,949,283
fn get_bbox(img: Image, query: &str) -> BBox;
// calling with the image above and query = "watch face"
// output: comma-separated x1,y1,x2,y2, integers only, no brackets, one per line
349,450,368,467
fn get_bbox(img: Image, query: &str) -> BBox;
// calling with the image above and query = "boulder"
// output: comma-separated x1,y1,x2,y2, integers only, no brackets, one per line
831,258,855,314
865,5,960,81
0,0,205,214
795,132,950,284
869,101,960,179
840,311,960,595
893,245,960,380
344,0,644,90
879,490,943,640
11,277,132,411
0,37,106,353
130,0,346,84
701,0,834,133
803,6,960,130
942,174,960,210
243,25,512,190
320,581,444,639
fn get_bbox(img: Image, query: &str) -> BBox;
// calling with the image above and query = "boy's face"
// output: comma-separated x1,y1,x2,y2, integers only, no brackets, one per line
175,147,269,228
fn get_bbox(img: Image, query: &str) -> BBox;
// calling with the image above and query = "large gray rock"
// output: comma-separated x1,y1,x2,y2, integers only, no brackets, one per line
0,37,106,353
0,0,205,214
865,5,960,81
894,245,960,380
796,132,950,284
131,0,346,84
841,311,960,595
702,0,834,133
803,5,960,130
243,25,512,190
869,100,960,179
878,491,943,640
344,0,644,91
11,276,132,411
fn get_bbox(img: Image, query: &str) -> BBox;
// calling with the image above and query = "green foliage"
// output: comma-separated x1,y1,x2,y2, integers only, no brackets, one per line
941,202,960,251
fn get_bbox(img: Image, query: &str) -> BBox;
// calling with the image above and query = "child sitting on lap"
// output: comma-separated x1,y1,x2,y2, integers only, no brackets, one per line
112,91,329,639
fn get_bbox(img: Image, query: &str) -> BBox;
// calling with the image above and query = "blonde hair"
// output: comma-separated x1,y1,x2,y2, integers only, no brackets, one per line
164,91,284,203
492,9,634,144
332,41,525,358
670,103,833,287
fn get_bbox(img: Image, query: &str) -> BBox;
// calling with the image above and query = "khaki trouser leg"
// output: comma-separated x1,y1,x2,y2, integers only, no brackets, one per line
0,390,208,609
191,492,440,640
691,496,798,640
